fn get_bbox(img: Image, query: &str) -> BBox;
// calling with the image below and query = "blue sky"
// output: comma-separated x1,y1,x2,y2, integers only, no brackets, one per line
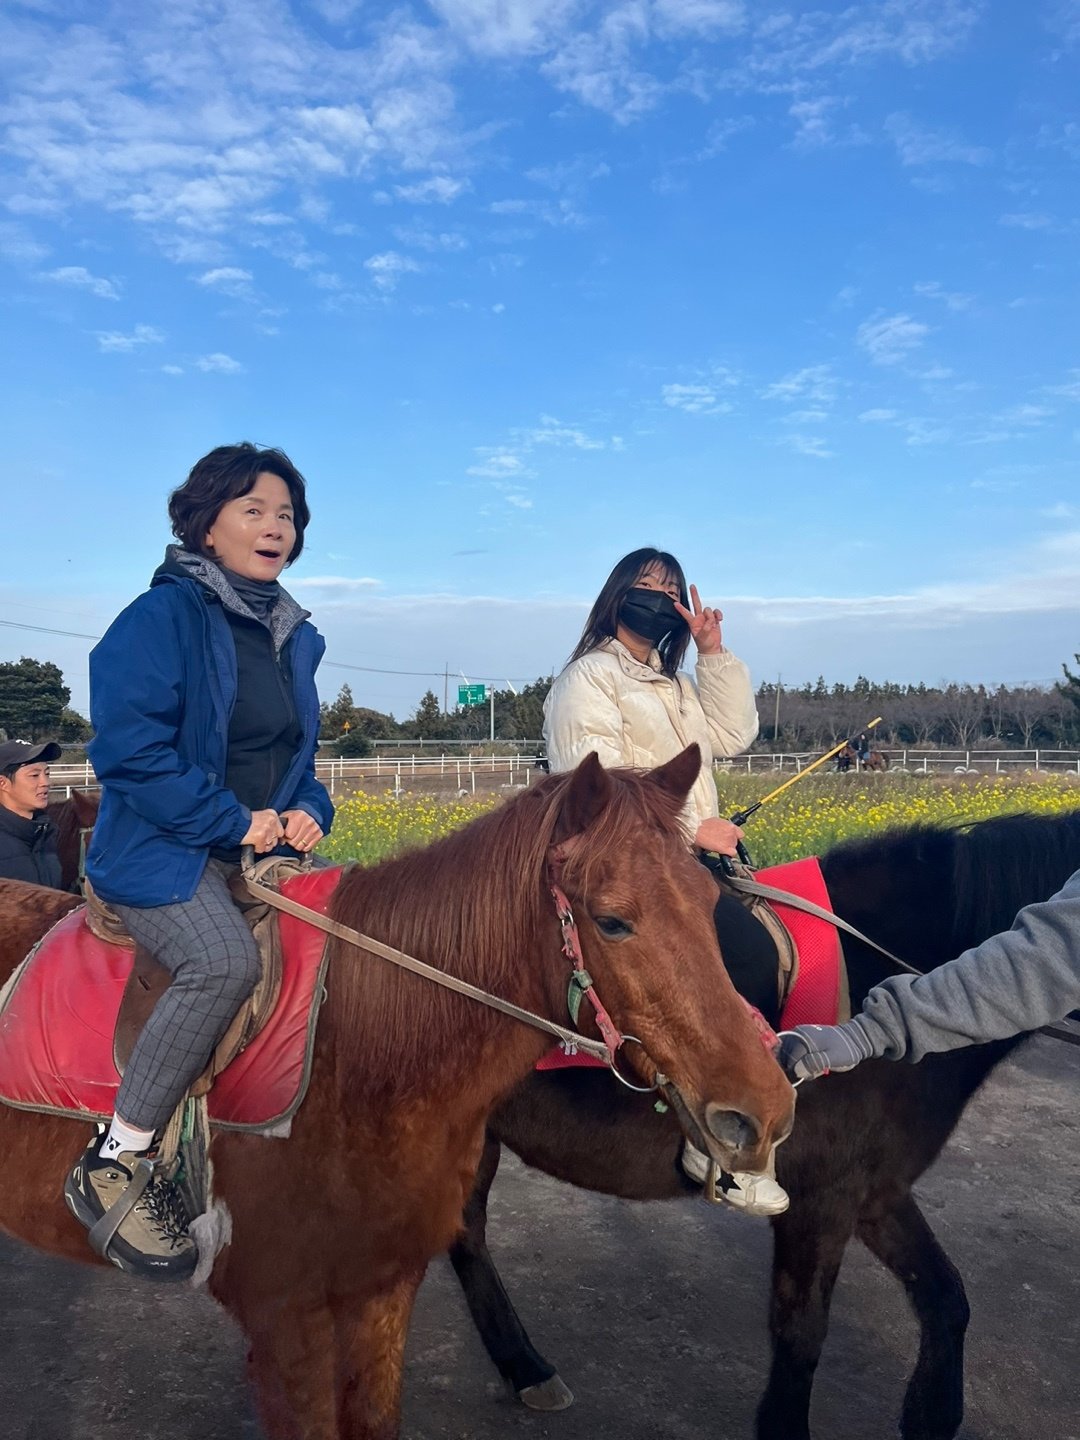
1,0,1078,721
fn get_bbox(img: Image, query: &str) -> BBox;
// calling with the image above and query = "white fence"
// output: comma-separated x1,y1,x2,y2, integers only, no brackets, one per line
725,748,1080,776
47,753,545,798
46,747,1080,799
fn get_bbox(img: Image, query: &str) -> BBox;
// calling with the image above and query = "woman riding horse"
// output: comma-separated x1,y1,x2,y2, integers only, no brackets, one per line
543,547,788,1216
65,443,334,1281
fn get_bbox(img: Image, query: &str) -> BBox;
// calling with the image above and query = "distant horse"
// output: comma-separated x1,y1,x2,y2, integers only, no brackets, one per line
46,789,99,891
836,742,890,773
0,749,794,1440
448,809,1080,1440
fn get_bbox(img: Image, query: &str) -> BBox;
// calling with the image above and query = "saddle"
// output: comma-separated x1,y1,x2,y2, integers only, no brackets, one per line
0,863,338,1131
84,858,294,1096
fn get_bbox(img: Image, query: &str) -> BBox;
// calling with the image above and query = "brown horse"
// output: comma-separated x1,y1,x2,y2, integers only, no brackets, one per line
0,748,794,1440
46,789,100,891
836,742,889,773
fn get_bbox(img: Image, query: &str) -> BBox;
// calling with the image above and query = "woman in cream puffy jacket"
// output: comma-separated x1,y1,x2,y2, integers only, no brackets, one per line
543,547,790,1218
543,547,758,853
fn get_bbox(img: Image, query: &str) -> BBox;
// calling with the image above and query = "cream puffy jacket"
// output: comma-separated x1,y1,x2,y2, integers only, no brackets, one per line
542,638,759,834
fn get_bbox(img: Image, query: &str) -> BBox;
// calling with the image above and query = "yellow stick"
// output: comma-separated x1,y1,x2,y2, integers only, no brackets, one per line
732,717,884,822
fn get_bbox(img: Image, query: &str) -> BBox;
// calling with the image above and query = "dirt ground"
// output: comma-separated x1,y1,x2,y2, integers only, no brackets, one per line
1,1034,1077,1440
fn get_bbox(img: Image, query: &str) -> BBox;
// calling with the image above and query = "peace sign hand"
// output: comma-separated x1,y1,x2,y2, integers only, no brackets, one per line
674,584,724,655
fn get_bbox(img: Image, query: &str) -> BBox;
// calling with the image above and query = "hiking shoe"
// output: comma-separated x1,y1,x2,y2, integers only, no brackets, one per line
681,1141,790,1217
64,1129,198,1282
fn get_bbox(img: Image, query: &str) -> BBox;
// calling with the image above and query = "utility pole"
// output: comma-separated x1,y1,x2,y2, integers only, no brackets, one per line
443,662,449,716
774,673,782,742
489,686,495,743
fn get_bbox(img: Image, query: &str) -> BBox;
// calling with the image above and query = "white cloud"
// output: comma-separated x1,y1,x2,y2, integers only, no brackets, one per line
95,324,164,353
661,382,733,415
197,266,254,296
856,313,930,365
652,0,745,39
761,364,836,405
858,408,898,422
467,448,534,479
0,222,50,265
41,266,119,300
914,280,973,311
364,250,421,290
161,363,184,375
520,414,608,449
1049,369,1080,401
290,574,382,589
885,112,992,167
426,0,581,57
392,224,468,252
781,434,834,459
999,212,1055,230
195,352,244,373
392,176,469,204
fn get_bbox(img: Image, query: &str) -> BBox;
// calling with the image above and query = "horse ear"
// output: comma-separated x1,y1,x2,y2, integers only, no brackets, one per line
71,790,100,826
554,751,613,841
646,744,701,805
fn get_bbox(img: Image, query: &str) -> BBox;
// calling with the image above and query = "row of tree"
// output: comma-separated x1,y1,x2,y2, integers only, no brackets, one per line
319,659,1080,755
4,654,1080,754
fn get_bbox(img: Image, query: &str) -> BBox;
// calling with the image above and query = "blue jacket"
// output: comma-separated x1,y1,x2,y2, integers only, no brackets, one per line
86,571,334,907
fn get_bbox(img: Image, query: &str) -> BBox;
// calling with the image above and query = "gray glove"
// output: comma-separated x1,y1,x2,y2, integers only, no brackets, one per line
778,1023,876,1083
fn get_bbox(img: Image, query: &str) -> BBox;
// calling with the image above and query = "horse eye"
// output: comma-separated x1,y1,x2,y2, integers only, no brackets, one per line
593,914,633,939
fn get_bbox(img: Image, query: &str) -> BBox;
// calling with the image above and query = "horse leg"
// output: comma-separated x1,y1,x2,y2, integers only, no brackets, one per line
246,1300,340,1440
447,1133,573,1411
858,1194,969,1440
331,1269,425,1440
756,1199,856,1440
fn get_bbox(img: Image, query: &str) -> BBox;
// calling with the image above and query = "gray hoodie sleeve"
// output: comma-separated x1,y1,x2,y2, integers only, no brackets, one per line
848,866,1080,1062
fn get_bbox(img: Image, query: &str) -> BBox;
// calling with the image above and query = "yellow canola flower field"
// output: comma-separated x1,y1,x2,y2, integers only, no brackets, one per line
715,771,1080,868
321,772,1080,869
320,790,501,866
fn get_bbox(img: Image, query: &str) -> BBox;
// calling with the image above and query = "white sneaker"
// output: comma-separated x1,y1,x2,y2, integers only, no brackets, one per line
681,1141,790,1217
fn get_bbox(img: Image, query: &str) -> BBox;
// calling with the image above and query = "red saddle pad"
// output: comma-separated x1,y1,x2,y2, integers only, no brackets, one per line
0,867,341,1131
535,855,842,1072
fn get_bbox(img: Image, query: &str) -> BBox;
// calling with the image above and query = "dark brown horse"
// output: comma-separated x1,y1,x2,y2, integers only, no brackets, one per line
0,749,794,1440
836,742,889,773
448,808,1080,1439
46,789,100,891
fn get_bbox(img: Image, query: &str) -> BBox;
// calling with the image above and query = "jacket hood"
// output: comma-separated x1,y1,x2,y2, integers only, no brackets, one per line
151,545,310,654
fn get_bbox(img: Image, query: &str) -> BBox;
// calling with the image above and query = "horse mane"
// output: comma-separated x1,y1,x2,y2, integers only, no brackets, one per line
822,808,1080,973
947,809,1080,950
323,766,687,1101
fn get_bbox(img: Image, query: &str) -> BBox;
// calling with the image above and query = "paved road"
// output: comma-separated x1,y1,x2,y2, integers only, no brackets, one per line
2,1035,1078,1440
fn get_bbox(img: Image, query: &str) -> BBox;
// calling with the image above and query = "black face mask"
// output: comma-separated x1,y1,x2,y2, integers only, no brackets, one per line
617,587,687,648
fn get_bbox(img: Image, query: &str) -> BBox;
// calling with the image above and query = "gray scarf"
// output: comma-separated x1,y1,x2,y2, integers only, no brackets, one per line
166,545,310,654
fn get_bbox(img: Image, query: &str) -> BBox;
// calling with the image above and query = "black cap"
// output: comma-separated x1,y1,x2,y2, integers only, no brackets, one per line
0,739,63,771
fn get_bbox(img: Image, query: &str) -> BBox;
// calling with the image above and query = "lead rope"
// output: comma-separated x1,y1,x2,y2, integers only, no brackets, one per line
239,865,615,1066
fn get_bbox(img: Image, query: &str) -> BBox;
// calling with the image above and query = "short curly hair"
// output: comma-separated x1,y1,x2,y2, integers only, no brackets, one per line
168,443,310,563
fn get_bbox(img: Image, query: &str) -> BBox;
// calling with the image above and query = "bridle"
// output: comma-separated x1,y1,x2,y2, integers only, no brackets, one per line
239,843,670,1094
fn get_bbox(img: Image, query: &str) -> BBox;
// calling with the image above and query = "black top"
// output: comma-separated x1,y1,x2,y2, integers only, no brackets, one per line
221,610,303,820
0,806,62,888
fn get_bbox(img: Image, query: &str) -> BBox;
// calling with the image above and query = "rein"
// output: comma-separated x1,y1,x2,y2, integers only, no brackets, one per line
240,850,667,1092
722,872,923,976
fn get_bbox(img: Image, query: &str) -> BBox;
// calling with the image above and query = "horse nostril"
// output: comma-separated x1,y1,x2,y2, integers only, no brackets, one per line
704,1103,762,1155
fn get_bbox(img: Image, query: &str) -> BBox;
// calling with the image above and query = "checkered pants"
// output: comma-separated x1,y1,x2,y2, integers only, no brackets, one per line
112,861,261,1132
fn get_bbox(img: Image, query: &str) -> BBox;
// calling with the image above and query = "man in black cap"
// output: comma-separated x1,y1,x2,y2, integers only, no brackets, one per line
0,739,63,887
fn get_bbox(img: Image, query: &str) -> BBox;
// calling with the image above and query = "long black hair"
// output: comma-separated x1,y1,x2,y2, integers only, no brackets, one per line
567,547,690,679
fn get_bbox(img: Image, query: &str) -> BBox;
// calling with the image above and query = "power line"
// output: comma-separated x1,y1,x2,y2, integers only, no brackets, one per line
0,617,542,686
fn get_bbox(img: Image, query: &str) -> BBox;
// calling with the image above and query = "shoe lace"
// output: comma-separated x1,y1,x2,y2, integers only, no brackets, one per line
135,1171,192,1246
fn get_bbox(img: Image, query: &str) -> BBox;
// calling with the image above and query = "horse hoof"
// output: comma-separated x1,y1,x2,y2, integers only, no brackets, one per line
518,1375,575,1411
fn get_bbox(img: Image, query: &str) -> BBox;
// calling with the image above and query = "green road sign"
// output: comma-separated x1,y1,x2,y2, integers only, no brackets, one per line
458,683,487,706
